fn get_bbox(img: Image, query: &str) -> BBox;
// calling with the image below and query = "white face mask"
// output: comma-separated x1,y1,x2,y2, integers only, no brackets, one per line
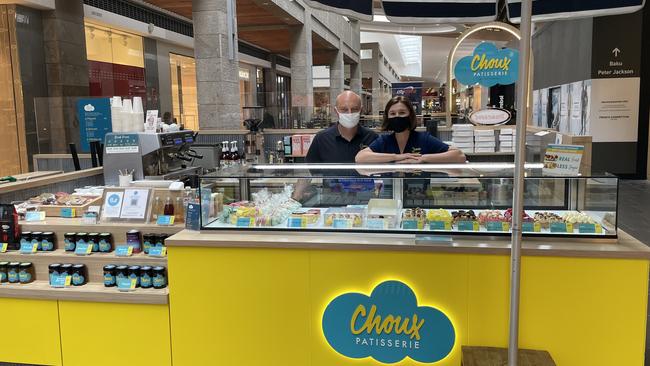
338,112,360,128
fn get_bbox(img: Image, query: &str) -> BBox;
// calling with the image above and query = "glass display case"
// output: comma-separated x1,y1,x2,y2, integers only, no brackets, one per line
198,164,618,238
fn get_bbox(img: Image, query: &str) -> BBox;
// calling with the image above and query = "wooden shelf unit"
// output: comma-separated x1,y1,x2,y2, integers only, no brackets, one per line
0,281,168,304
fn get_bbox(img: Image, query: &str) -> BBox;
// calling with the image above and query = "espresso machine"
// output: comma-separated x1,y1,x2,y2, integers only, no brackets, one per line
243,107,265,164
103,131,203,186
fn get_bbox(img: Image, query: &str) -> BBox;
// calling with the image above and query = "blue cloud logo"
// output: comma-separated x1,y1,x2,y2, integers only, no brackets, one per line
322,280,455,364
454,42,519,87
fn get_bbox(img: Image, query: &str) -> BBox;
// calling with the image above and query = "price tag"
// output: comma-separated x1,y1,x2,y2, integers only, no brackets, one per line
429,221,452,230
333,219,353,229
550,222,574,233
25,211,45,222
115,246,133,257
366,219,387,230
522,222,541,232
82,212,98,225
458,221,479,231
487,221,509,232
20,242,38,254
0,243,7,252
402,220,420,230
578,223,602,234
148,246,167,257
74,242,93,256
117,277,137,292
236,217,254,227
287,217,307,228
60,207,76,218
50,275,71,288
156,215,175,226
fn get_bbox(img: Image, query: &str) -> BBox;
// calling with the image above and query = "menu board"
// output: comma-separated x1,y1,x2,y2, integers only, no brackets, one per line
543,145,584,176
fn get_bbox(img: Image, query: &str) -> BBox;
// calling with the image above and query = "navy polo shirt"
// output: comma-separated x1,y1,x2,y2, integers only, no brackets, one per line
369,130,449,155
306,125,378,163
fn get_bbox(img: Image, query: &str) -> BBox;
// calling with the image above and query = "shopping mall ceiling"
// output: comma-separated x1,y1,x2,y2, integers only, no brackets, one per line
143,0,341,66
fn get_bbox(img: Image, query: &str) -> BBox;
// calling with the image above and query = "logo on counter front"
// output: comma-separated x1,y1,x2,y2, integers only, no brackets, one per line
322,280,455,364
455,42,519,87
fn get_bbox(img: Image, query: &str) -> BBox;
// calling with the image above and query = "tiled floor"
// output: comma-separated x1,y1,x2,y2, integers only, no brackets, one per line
617,180,650,366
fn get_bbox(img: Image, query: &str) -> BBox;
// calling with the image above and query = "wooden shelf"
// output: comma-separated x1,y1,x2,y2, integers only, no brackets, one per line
0,281,168,304
19,218,185,233
0,249,167,265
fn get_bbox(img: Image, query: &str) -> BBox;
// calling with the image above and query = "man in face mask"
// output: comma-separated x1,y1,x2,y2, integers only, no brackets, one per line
305,91,378,163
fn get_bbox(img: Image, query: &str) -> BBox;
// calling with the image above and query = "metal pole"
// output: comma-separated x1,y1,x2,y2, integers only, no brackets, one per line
508,1,533,365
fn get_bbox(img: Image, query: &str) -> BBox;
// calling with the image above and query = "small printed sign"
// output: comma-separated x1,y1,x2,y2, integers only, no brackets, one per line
20,242,38,254
366,219,387,230
287,217,307,228
25,211,45,222
0,243,7,253
236,217,254,227
115,246,133,257
402,220,421,230
156,215,175,226
50,274,72,288
486,221,509,232
578,223,603,234
458,221,479,231
74,242,93,256
550,222,574,233
522,222,542,233
117,277,137,292
543,145,584,176
333,219,353,229
60,207,76,218
429,221,452,231
185,202,201,231
148,246,167,257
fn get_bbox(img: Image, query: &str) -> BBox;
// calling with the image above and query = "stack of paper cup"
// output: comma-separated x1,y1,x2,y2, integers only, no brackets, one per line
110,97,123,132
132,97,145,132
121,99,133,132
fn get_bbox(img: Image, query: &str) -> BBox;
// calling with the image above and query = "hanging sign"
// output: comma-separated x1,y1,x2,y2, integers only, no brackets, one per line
454,42,519,87
468,108,512,126
322,280,455,364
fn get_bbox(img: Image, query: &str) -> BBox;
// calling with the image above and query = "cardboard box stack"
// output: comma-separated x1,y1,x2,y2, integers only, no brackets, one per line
498,128,516,153
474,128,496,153
451,124,475,154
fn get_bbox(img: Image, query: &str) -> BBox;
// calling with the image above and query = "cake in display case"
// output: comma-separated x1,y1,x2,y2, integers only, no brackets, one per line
198,164,618,238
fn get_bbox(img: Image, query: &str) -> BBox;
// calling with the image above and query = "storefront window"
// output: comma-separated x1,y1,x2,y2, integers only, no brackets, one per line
84,22,145,99
169,53,198,131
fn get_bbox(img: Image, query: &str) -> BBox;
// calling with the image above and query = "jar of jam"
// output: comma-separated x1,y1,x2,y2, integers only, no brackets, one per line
48,263,61,284
103,265,116,287
115,265,129,283
0,261,8,283
98,233,112,253
127,265,141,287
31,232,42,251
152,266,167,289
140,266,153,288
64,233,76,252
20,231,32,249
60,263,73,277
126,230,142,253
7,262,20,283
19,262,34,284
76,232,88,249
143,233,156,254
41,232,55,251
155,234,168,248
88,233,99,252
71,264,87,286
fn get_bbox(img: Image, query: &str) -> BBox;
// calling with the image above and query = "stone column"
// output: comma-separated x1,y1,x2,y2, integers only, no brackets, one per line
372,78,383,116
289,10,313,126
349,62,362,96
328,42,344,121
193,0,241,130
264,54,279,127
43,0,89,153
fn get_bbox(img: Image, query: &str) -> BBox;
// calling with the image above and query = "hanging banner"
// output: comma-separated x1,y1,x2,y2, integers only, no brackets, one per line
454,42,519,87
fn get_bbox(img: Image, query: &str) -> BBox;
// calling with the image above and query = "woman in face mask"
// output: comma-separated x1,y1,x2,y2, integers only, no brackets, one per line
355,96,466,164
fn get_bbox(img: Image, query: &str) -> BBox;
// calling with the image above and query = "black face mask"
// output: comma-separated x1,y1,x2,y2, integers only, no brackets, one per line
387,116,411,133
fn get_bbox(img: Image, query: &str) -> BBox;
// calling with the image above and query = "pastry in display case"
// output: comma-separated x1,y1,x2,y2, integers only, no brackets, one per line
198,164,619,238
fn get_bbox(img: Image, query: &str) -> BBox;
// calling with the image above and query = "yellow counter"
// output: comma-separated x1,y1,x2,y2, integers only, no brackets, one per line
166,230,650,366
